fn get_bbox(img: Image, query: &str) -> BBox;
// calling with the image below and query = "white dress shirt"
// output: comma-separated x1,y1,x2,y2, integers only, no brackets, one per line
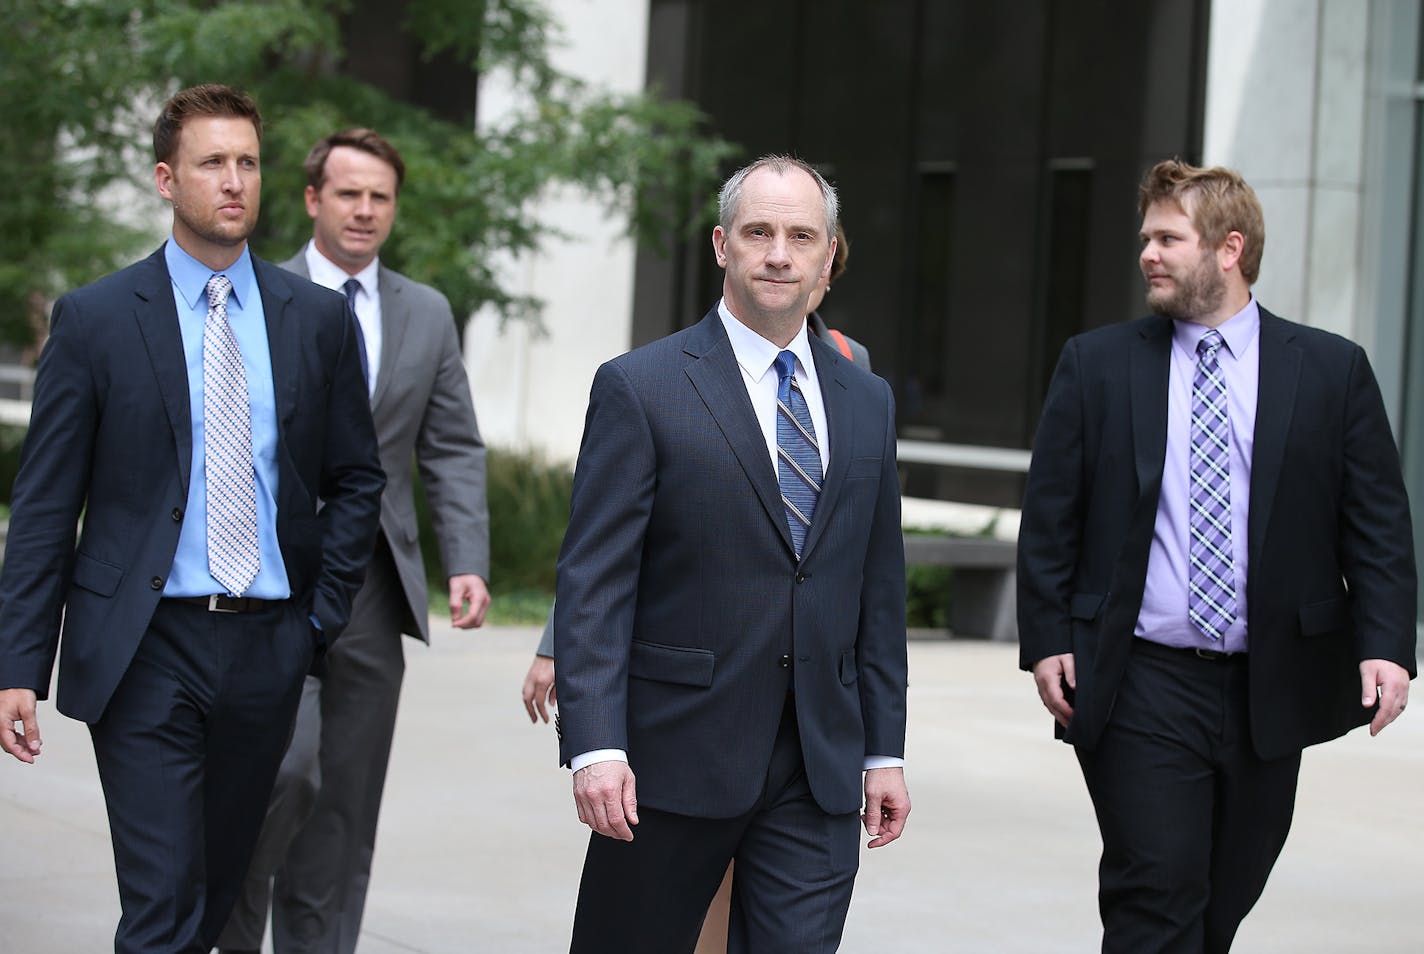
304,242,381,396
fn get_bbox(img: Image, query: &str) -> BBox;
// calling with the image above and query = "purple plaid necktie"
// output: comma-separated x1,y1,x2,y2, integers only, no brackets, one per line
1188,329,1235,640
775,351,822,557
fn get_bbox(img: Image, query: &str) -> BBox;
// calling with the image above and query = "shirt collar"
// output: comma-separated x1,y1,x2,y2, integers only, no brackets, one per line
165,238,256,311
717,298,815,382
305,240,380,297
1173,295,1260,360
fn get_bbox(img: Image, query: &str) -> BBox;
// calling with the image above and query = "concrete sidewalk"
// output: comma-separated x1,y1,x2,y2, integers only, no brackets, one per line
2,624,1420,952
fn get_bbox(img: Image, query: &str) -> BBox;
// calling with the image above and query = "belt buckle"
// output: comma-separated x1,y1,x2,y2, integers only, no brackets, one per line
1193,646,1226,661
208,594,239,614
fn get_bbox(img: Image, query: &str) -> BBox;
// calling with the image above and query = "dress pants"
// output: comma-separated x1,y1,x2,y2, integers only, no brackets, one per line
89,598,312,954
1076,638,1302,954
218,539,407,954
570,696,861,954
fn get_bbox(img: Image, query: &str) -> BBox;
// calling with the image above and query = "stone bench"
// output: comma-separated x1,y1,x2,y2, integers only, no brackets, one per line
902,533,1017,642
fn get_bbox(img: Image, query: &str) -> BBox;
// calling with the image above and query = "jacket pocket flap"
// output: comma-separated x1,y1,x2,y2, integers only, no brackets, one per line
838,649,858,685
1298,597,1350,636
629,640,715,688
846,456,881,479
73,552,123,597
1069,592,1106,621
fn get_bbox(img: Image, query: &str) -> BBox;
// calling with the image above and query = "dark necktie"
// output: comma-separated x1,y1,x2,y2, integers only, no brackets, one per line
203,274,261,595
342,277,371,388
1188,329,1235,640
774,350,822,557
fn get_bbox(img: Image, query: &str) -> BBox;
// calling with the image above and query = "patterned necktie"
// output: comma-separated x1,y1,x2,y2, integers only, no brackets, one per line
203,274,261,596
774,350,823,557
342,277,371,388
1188,329,1235,640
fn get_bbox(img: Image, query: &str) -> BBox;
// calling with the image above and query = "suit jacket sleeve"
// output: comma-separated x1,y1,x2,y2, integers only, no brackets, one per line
857,378,909,758
553,360,657,762
1016,337,1086,671
1338,345,1417,672
414,293,489,580
0,295,96,695
311,291,386,637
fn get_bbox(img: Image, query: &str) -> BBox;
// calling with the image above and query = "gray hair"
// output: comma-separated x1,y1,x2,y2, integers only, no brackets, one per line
717,155,839,238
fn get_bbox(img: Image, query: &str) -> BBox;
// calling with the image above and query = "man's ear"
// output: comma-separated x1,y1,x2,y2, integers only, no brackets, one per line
712,225,728,268
154,162,174,201
304,185,320,220
1218,230,1245,273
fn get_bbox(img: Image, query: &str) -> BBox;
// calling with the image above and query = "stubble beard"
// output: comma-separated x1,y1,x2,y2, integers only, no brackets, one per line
1146,251,1225,322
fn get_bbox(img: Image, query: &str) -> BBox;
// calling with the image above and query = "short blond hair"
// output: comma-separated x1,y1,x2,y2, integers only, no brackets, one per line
1138,159,1265,284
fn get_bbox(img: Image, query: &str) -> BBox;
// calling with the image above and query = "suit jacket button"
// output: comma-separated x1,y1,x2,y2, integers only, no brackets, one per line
171,507,183,521
778,654,792,669
795,572,808,583
150,576,163,589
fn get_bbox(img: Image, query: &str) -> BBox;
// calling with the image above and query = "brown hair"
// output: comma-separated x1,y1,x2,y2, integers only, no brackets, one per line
1138,158,1265,284
829,222,850,284
304,128,407,193
152,84,262,164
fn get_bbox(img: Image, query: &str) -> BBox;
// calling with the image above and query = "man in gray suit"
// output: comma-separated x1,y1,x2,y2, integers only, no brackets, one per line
217,129,490,954
555,155,910,953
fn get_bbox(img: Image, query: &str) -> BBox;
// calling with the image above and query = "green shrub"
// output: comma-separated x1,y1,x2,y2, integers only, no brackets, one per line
906,562,953,629
415,446,571,617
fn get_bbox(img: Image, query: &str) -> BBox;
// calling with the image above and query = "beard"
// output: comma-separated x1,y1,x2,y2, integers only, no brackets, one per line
170,186,259,249
1145,249,1225,321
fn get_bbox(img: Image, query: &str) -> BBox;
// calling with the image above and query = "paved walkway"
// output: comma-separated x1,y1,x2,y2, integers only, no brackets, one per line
2,624,1420,952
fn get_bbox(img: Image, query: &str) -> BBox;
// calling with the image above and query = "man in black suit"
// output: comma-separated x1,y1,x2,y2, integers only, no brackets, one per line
0,84,384,954
1017,158,1415,953
554,155,910,953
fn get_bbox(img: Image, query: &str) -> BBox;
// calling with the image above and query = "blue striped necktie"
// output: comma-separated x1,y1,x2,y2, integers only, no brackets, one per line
203,274,261,595
1188,329,1236,640
774,350,822,557
342,277,371,388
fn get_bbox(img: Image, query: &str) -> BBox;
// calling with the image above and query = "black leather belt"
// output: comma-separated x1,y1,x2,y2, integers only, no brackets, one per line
167,594,284,614
1135,638,1246,663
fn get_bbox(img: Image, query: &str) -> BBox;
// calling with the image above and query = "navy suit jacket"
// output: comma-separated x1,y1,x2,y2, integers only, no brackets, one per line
554,309,908,818
1017,308,1417,759
0,245,385,723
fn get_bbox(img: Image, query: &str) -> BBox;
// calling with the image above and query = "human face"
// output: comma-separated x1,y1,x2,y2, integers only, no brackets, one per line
712,167,835,342
154,115,261,270
1139,200,1227,323
305,146,399,273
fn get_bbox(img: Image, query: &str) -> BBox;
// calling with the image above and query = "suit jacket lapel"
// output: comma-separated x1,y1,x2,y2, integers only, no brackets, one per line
133,247,193,487
799,338,851,562
256,258,300,430
370,266,406,410
682,312,795,555
1131,317,1173,498
1248,310,1299,565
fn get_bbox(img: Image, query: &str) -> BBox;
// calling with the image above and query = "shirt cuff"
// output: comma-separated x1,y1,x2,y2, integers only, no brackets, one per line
864,755,905,770
571,749,629,771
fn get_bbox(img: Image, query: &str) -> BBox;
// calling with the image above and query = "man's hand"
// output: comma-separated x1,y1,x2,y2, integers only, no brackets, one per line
449,574,490,629
0,688,42,763
573,761,638,841
1032,653,1076,728
863,766,910,848
1360,658,1411,736
522,655,557,723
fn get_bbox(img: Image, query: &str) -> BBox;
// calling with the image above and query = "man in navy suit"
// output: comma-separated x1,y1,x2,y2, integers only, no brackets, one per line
0,84,384,954
554,155,910,953
1018,159,1415,952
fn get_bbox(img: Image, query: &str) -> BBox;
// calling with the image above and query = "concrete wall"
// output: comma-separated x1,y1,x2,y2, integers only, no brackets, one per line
463,0,650,466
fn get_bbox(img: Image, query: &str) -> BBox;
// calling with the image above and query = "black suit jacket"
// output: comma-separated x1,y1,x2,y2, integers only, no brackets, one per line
554,310,907,817
1017,308,1416,759
0,246,385,723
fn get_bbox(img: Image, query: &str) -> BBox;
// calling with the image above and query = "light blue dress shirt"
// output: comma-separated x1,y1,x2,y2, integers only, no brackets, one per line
162,239,290,599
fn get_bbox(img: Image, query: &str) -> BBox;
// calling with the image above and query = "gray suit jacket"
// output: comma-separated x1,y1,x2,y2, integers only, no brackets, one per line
282,251,488,641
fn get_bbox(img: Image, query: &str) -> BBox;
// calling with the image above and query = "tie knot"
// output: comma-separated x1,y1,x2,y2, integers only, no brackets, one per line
342,278,361,307
774,350,797,383
206,274,233,309
1197,329,1224,360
